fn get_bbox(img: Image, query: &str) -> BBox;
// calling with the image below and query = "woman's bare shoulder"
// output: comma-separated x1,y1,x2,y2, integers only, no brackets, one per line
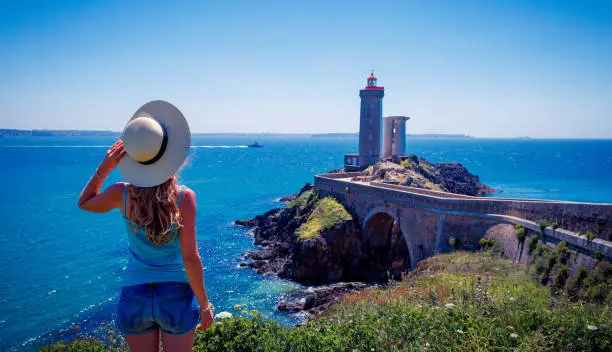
180,187,196,208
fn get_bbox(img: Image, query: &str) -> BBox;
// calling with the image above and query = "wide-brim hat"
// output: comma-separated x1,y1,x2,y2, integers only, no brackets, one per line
118,100,191,187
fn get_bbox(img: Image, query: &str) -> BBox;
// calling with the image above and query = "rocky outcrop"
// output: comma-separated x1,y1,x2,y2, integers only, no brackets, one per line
236,185,368,284
276,282,368,317
363,155,494,196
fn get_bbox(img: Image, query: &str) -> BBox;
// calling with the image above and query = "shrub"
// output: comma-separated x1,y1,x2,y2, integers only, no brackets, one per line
479,238,504,256
532,242,549,259
595,250,602,262
566,267,589,300
527,235,539,254
515,225,526,242
552,264,569,290
40,340,105,351
584,261,612,303
448,236,460,250
552,241,571,265
586,231,596,241
551,222,559,231
537,219,549,233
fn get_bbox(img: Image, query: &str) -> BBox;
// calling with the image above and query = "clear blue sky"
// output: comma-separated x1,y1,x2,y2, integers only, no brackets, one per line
0,0,611,137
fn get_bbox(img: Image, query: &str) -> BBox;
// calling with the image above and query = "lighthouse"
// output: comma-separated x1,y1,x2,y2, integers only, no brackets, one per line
358,72,385,167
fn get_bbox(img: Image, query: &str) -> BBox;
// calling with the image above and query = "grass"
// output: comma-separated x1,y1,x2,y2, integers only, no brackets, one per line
42,252,611,351
295,197,352,241
284,189,314,214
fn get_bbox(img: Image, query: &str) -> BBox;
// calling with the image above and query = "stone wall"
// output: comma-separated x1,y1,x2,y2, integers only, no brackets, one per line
315,175,612,263
318,174,612,241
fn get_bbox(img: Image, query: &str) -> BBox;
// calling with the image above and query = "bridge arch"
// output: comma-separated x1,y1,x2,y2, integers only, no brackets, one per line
362,207,415,280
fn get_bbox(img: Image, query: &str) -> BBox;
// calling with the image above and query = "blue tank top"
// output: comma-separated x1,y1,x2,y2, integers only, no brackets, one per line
121,185,189,287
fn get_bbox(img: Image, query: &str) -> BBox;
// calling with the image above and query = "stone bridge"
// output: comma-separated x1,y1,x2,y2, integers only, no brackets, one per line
314,172,612,270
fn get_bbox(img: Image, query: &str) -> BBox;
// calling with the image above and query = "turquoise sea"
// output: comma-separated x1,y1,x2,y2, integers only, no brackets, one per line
1,136,611,350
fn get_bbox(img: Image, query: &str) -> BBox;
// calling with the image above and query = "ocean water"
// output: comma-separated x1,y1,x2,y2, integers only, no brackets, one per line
0,136,611,350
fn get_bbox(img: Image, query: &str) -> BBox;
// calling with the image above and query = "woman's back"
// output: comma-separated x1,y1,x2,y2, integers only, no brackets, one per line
122,184,189,286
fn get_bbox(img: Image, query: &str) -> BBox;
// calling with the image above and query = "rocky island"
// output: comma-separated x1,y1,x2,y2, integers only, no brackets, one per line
235,155,494,315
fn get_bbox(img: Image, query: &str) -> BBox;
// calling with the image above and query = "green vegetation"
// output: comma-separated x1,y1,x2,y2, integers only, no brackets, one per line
479,238,504,256
527,234,539,254
529,240,611,304
44,252,611,351
537,219,549,233
295,197,352,241
515,225,526,242
448,236,460,250
40,340,107,352
551,223,560,231
284,189,314,214
586,231,596,242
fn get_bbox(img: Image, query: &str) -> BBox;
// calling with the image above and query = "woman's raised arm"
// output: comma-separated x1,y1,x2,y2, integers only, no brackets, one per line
78,140,126,213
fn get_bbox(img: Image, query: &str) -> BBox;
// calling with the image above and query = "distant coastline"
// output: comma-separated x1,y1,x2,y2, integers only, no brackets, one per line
2,129,608,140
0,129,120,137
1,129,472,139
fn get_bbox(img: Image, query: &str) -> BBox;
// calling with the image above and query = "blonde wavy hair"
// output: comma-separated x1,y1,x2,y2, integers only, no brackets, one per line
126,175,183,245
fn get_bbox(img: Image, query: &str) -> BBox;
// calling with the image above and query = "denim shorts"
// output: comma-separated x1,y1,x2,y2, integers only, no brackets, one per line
115,282,199,335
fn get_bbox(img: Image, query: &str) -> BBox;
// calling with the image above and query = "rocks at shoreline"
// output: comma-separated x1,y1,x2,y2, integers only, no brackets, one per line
276,282,368,317
278,195,297,202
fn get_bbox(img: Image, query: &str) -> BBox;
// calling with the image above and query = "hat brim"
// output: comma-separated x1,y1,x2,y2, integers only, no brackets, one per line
118,100,191,187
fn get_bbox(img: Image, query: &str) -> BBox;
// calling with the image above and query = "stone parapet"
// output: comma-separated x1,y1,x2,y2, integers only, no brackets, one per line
315,174,612,256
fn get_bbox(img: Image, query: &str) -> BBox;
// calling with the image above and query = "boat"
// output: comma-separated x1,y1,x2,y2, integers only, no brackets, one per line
248,142,263,148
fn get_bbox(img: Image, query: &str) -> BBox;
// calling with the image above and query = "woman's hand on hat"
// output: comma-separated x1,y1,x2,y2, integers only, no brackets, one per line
98,140,126,177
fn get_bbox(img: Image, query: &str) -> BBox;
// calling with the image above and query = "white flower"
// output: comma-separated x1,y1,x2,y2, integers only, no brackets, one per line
215,311,233,320
588,325,598,331
509,297,515,301
510,333,519,339
445,303,455,309
425,342,430,347
456,329,464,334
507,326,514,330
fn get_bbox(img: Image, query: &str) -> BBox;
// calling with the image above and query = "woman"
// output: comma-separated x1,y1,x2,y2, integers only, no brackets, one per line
78,100,214,351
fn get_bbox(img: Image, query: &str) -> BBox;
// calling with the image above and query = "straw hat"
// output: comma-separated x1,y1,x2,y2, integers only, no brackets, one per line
118,100,191,187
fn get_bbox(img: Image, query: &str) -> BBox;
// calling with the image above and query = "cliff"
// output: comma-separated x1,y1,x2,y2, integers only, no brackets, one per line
239,186,365,284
